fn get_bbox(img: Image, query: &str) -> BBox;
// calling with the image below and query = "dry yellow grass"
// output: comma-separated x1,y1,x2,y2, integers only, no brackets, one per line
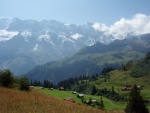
0,87,124,113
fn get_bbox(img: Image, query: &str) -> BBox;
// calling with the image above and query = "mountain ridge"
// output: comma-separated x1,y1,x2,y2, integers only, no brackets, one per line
0,18,105,75
0,17,150,76
27,34,150,83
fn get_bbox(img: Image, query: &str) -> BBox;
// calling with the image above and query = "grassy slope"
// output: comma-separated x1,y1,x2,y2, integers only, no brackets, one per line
34,61,150,111
77,50,144,66
0,87,125,113
36,87,125,111
89,61,150,110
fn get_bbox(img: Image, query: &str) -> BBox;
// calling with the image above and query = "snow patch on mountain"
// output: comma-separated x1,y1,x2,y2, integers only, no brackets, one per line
33,44,39,51
64,24,71,26
21,31,32,37
38,35,50,42
0,30,19,41
70,33,83,40
0,17,13,29
21,31,32,42
58,34,75,45
38,34,56,46
85,38,96,46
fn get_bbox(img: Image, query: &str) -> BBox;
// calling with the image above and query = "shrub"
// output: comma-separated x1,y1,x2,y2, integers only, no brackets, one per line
0,69,14,87
20,76,30,91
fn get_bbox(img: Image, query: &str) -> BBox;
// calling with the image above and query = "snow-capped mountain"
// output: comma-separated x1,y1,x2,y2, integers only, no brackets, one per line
0,17,149,75
0,18,108,75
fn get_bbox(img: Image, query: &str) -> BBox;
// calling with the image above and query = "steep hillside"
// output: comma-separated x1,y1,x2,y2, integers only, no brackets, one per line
68,53,150,111
27,50,145,83
131,52,150,77
87,53,150,103
90,62,150,92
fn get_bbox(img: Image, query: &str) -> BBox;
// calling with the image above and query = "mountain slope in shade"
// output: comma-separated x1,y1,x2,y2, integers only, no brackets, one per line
131,52,150,77
27,34,150,83
27,50,145,83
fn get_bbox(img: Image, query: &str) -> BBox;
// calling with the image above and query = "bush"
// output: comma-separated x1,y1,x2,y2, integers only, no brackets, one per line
20,76,30,91
0,69,14,87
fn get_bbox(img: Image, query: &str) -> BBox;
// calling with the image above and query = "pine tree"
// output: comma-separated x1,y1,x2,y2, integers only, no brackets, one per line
20,76,30,91
91,85,97,95
104,77,107,82
99,96,104,110
81,96,84,103
1,69,14,87
125,84,149,113
30,79,33,86
112,86,115,94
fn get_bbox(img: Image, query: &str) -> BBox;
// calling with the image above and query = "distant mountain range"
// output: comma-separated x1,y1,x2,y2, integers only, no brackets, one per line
0,18,113,75
0,17,150,79
27,33,150,83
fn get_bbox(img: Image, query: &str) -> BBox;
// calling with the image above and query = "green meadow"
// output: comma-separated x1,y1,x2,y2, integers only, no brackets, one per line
35,59,150,111
35,87,126,110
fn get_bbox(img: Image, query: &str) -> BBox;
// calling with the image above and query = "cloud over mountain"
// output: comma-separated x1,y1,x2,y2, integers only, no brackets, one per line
92,13,150,40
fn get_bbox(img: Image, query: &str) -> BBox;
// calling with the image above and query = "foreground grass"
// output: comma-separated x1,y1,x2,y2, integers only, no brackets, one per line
36,87,126,111
0,87,125,113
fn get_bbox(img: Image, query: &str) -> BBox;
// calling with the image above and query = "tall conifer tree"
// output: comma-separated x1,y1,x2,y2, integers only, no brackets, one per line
125,84,149,113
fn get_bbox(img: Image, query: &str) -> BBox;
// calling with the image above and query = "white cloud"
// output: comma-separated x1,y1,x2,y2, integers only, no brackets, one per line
0,30,19,42
92,23,109,32
70,33,83,40
92,13,150,40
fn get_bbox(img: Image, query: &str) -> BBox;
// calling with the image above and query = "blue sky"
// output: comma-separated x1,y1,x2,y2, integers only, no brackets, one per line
0,0,150,25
